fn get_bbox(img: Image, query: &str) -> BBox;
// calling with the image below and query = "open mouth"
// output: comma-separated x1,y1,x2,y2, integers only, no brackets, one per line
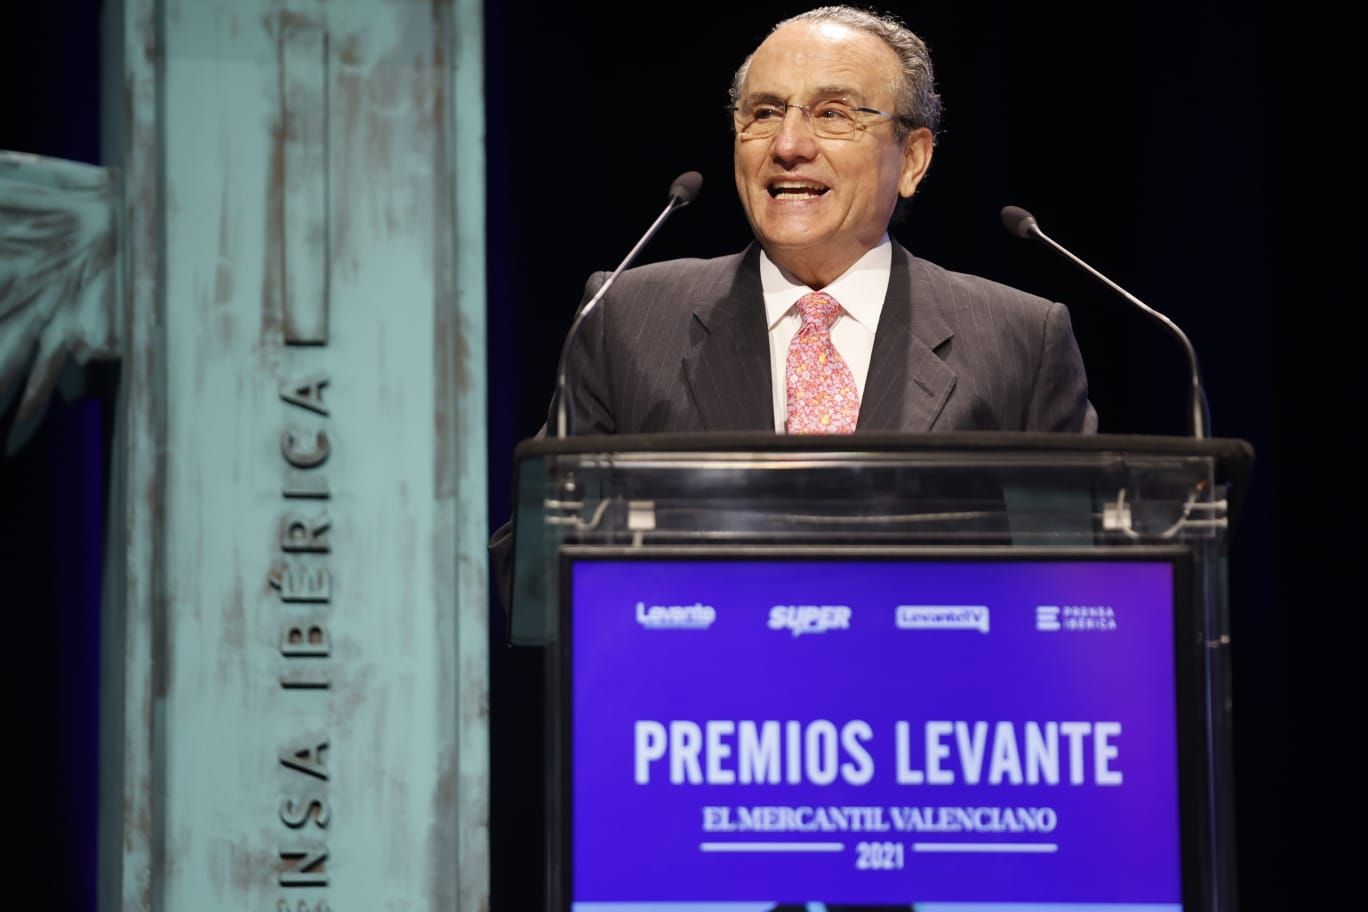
768,181,829,200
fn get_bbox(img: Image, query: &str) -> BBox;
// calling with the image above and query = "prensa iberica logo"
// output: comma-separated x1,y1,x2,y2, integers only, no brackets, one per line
635,601,716,630
1036,604,1117,632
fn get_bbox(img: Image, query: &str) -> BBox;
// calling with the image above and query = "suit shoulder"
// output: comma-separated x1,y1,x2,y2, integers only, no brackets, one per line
585,250,752,324
613,250,749,293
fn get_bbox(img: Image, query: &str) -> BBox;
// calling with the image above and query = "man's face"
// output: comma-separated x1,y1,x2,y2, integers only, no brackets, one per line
733,21,932,288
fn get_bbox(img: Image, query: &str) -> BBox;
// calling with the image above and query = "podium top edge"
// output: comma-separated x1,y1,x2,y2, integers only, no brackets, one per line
514,431,1254,464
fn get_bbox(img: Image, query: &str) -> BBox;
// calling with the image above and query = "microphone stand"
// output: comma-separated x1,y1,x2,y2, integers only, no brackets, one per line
1002,206,1211,439
555,173,701,437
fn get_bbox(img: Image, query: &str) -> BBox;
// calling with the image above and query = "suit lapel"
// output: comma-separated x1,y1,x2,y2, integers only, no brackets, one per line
857,243,957,431
681,245,776,431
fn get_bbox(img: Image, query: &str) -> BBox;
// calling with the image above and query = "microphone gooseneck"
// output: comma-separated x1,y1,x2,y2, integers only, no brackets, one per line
555,172,703,437
1001,205,1210,440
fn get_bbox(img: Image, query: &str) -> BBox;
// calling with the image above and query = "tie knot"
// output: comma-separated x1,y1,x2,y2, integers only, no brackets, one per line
795,291,842,330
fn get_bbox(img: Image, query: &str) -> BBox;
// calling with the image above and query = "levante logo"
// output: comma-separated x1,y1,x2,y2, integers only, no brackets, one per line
635,601,717,630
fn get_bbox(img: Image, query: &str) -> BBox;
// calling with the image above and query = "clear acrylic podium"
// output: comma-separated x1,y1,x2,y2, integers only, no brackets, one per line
506,430,1253,912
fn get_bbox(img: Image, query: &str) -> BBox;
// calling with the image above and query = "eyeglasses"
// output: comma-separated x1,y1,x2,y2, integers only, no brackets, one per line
732,99,906,140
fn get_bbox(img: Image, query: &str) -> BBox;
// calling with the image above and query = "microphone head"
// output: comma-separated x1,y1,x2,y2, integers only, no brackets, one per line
1000,205,1040,239
669,171,704,206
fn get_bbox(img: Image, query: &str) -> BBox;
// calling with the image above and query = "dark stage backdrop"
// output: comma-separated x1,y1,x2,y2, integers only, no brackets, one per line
3,0,1355,910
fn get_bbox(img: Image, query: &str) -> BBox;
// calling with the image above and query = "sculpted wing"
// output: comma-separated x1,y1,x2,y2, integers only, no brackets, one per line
0,151,121,451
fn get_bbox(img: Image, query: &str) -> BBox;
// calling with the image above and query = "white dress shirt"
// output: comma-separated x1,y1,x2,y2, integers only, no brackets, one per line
761,236,892,432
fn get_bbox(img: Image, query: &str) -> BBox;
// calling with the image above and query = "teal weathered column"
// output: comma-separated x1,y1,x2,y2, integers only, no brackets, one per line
2,0,488,908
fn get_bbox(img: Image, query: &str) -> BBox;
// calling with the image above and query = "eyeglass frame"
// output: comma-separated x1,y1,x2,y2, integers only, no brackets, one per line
729,97,916,140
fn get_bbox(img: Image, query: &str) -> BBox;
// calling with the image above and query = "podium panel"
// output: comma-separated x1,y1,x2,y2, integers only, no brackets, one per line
508,432,1251,912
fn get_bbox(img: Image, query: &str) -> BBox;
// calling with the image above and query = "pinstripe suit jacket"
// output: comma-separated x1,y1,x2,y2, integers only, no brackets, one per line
492,241,1096,611
560,241,1097,435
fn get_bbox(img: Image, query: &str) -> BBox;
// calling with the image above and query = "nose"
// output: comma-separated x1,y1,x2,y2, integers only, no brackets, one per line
770,105,819,165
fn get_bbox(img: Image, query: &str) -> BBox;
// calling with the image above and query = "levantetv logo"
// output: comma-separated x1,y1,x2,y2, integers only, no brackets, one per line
635,601,716,630
768,605,851,636
896,605,990,633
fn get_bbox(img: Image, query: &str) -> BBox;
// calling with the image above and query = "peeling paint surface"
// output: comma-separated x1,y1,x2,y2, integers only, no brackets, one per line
107,0,488,908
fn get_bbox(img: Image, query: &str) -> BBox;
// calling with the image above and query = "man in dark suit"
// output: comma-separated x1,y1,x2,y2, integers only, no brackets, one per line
555,5,1096,438
493,5,1096,601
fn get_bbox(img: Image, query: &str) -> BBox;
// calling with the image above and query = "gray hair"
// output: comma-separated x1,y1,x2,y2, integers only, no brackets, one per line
729,5,943,141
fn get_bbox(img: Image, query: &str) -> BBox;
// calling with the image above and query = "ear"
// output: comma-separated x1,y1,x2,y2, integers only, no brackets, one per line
897,127,934,198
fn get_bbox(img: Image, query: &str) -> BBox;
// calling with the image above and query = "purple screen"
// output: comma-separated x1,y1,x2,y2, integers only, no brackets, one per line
569,558,1182,908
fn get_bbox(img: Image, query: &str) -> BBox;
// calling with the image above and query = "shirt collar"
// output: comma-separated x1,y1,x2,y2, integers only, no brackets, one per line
760,236,892,331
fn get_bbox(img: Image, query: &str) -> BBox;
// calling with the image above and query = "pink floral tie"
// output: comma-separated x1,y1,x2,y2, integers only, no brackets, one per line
785,291,859,434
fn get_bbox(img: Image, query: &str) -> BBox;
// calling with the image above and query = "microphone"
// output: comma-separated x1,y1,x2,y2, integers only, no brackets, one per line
1001,205,1210,439
554,171,702,437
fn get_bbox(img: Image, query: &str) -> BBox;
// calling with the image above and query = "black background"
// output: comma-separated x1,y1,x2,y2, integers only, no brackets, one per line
4,0,1356,908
